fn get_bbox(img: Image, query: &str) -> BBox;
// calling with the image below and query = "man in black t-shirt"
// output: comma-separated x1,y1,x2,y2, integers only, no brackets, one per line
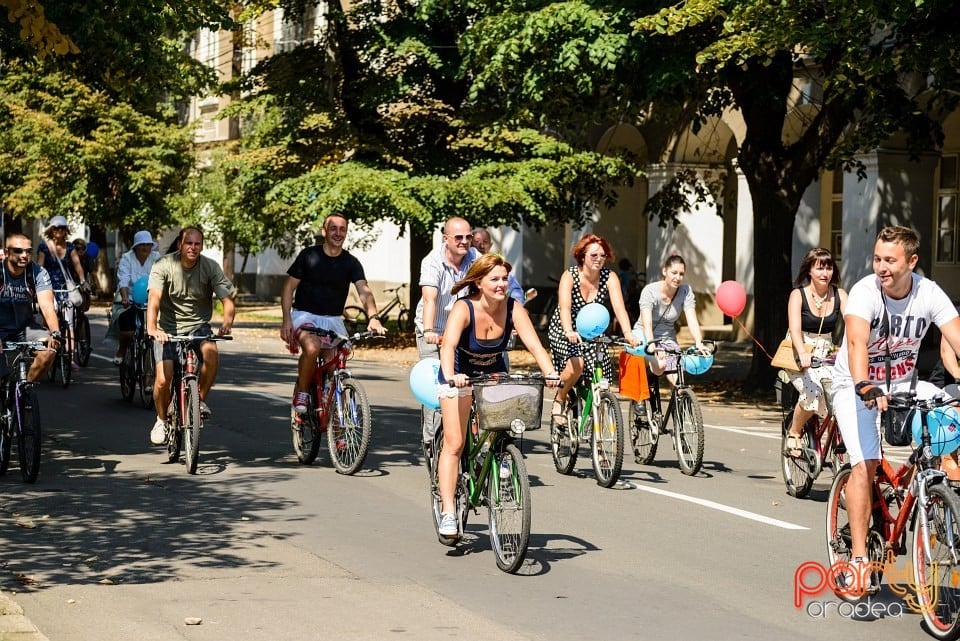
280,214,386,413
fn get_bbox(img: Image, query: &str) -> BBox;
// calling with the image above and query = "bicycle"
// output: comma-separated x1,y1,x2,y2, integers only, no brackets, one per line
46,291,74,388
343,283,408,333
0,340,48,483
290,328,380,474
162,334,232,475
549,336,627,488
427,373,546,573
825,391,960,638
775,357,847,498
628,339,717,476
118,305,156,408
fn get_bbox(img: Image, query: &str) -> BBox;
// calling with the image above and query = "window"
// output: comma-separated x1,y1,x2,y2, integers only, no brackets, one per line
937,156,959,264
274,2,326,53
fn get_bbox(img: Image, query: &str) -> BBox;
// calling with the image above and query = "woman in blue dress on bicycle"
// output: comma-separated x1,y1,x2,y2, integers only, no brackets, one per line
437,253,557,538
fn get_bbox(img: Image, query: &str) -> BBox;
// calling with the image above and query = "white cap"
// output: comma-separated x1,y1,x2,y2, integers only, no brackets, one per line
132,230,158,249
45,215,69,232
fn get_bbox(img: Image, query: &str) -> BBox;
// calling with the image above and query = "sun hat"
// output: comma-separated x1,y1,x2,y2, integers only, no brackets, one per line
45,215,69,232
132,230,158,250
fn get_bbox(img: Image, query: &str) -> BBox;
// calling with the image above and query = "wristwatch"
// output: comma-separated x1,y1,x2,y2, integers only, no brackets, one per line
370,313,381,321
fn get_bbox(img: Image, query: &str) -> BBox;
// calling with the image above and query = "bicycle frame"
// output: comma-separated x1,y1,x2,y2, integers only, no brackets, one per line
309,345,351,431
571,341,610,438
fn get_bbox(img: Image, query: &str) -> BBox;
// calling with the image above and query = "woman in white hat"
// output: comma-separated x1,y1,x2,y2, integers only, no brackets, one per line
37,215,88,370
110,230,161,365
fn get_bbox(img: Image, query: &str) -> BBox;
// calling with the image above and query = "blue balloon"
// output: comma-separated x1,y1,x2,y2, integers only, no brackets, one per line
914,406,960,456
85,240,100,259
575,303,610,340
410,358,441,410
130,275,149,305
682,352,714,375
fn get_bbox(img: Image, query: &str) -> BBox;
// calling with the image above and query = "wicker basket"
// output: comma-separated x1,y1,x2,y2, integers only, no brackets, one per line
472,377,544,432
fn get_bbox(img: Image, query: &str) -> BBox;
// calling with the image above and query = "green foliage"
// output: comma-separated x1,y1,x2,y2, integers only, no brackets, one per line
0,66,193,231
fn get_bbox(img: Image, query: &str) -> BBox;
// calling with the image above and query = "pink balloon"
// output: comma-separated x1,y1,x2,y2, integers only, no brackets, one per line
716,280,747,317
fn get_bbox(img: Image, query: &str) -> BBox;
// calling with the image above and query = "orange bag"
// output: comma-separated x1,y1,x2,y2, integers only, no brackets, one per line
618,351,650,401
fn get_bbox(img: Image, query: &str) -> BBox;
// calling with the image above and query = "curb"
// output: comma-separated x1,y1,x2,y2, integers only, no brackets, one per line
0,591,48,641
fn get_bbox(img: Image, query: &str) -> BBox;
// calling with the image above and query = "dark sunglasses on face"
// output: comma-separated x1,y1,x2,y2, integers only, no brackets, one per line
7,247,32,255
446,233,473,243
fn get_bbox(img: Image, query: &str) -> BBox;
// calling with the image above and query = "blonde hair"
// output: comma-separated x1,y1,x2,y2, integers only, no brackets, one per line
451,254,513,296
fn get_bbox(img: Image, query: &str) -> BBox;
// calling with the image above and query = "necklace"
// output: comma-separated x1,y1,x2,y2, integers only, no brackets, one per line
810,287,828,311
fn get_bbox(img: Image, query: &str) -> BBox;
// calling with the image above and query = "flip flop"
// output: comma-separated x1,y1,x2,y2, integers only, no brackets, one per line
784,434,804,458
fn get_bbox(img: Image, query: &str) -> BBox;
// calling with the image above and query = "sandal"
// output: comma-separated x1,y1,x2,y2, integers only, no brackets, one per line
784,434,804,458
551,398,567,426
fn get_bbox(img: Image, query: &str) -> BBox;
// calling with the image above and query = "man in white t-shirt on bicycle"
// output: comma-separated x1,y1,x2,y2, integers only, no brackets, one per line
831,225,960,594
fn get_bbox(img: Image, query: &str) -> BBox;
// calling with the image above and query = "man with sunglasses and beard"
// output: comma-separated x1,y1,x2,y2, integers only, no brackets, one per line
0,234,62,380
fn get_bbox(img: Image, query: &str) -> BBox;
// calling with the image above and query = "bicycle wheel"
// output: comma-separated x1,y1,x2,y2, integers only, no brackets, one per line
824,465,880,602
166,420,182,464
74,312,91,366
291,386,321,465
913,482,960,640
58,324,73,388
488,443,531,573
629,399,658,465
138,343,155,409
119,349,135,401
328,379,371,475
592,390,624,488
549,391,579,475
182,379,201,474
342,305,367,335
15,386,41,483
673,388,704,476
780,411,817,498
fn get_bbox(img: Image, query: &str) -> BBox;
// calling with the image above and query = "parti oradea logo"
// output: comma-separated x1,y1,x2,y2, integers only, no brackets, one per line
793,556,943,618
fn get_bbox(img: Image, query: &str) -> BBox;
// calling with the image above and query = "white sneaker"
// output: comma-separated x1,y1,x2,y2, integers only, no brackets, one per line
438,512,458,537
150,418,167,446
199,401,211,418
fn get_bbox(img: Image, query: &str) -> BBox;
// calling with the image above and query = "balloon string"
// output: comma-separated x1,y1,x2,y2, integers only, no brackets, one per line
734,316,775,360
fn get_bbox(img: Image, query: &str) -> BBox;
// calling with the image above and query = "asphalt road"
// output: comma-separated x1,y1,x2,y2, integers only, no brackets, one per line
0,312,929,641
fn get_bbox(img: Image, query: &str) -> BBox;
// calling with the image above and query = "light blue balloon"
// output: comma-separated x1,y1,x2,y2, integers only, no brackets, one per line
410,357,441,410
575,302,610,340
625,336,647,359
682,352,714,375
130,275,149,305
915,406,960,456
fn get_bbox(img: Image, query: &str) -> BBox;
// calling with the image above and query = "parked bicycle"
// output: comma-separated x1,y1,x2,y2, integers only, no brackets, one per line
344,283,408,333
0,340,48,483
427,373,546,573
775,357,846,498
550,336,627,488
290,328,379,474
628,339,717,476
119,304,155,408
47,291,74,388
162,334,232,474
825,391,960,638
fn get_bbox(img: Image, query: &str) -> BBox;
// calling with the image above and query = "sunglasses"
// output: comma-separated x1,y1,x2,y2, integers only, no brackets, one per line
446,233,473,243
7,247,33,255
587,253,608,260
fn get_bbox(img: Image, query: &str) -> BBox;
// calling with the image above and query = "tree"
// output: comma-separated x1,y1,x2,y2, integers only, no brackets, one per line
461,0,960,388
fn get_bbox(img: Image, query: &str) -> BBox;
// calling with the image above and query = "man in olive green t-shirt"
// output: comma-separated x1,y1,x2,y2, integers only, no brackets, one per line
146,227,237,446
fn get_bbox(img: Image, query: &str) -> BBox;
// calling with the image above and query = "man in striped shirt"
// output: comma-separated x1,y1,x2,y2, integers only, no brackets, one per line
415,217,479,447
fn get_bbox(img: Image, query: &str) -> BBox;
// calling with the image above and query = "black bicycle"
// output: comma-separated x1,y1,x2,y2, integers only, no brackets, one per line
119,305,155,408
73,301,92,367
162,334,232,474
0,340,47,483
47,292,74,388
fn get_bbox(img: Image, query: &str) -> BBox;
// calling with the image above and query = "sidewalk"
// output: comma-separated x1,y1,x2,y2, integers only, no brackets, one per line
0,590,48,641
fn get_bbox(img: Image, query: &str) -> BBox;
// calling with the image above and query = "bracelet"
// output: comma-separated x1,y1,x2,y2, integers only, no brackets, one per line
370,314,381,321
423,329,435,335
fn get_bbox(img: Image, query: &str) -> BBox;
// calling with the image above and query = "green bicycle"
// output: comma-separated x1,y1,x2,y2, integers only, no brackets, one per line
428,373,547,573
549,336,626,488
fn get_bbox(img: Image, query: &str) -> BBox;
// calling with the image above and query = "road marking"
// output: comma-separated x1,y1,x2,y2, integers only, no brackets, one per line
705,423,780,439
622,481,808,530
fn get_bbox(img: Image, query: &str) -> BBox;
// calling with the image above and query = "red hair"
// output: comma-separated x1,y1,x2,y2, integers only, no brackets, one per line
572,234,615,266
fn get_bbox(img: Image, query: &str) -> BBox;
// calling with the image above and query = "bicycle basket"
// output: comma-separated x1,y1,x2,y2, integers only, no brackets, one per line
472,377,544,433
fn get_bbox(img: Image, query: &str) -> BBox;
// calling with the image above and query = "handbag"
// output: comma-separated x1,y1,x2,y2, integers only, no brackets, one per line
618,351,650,401
773,290,827,372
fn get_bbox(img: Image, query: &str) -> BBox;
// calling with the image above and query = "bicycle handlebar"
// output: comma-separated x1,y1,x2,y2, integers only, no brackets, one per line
300,327,385,344
641,338,718,357
885,391,957,413
165,335,235,342
447,372,559,387
2,340,50,352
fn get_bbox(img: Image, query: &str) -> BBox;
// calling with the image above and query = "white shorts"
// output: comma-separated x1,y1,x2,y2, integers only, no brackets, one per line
438,383,473,399
833,380,943,466
291,310,348,343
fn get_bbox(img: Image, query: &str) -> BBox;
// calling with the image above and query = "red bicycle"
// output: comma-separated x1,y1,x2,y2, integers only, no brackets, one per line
776,357,847,498
290,329,380,474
